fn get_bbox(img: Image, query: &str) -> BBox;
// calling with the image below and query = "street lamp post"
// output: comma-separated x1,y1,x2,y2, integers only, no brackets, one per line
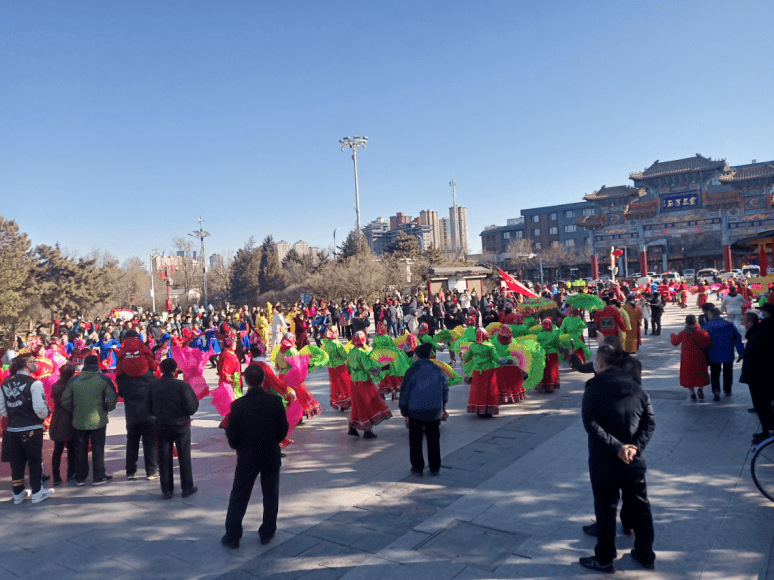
333,227,341,258
150,249,159,313
188,217,211,307
339,136,368,232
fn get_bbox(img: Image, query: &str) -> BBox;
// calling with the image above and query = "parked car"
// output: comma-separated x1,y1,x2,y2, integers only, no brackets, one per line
662,271,682,284
696,268,720,283
742,265,761,278
635,276,654,287
683,269,696,284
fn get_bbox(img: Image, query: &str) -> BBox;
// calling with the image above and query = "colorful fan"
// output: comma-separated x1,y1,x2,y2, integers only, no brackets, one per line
558,333,574,350
529,324,542,334
270,344,282,365
433,329,453,344
370,348,399,366
515,334,538,342
508,342,533,373
431,359,463,385
689,286,699,293
298,345,330,369
517,297,556,312
393,331,410,348
449,325,466,341
463,326,477,342
485,321,502,335
515,338,546,392
458,341,472,357
565,293,605,311
284,354,311,388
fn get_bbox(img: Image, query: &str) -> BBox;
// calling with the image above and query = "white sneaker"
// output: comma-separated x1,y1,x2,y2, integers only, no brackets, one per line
31,488,53,504
13,489,31,504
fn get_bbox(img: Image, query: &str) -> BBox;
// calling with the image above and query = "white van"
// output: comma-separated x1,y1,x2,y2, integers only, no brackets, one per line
742,265,760,278
683,269,696,284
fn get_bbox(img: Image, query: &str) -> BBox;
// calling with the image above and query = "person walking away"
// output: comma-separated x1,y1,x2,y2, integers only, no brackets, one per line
579,342,656,573
222,364,288,549
61,355,118,485
49,362,76,485
648,293,664,336
0,354,54,504
150,357,200,500
701,307,744,401
740,308,774,445
670,315,712,401
399,343,449,476
722,284,746,336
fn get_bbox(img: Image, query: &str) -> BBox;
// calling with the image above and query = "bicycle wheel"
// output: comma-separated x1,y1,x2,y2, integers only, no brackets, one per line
751,437,774,502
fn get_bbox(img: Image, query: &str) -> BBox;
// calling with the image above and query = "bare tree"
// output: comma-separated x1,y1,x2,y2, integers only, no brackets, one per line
172,237,198,299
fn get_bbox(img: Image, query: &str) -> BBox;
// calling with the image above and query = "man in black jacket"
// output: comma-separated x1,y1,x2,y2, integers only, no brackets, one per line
149,358,199,500
222,364,289,550
116,332,158,481
740,309,774,444
579,343,656,573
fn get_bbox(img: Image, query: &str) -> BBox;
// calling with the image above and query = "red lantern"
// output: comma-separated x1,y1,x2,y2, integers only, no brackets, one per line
612,249,624,257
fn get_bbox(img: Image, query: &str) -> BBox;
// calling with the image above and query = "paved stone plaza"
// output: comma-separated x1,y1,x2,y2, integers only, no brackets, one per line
2,303,773,579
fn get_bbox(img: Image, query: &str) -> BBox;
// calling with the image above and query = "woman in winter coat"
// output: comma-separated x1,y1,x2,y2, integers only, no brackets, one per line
49,363,76,485
670,315,712,401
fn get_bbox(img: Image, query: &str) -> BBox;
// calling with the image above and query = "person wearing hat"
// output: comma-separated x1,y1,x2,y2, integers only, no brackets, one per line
345,331,392,438
491,325,525,404
321,328,352,411
399,342,449,476
464,327,506,417
61,354,118,485
741,304,774,443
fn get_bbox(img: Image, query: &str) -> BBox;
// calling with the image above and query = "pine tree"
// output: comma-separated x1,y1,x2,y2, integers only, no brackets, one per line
384,231,420,256
229,238,261,304
338,229,370,259
0,215,34,325
259,235,285,292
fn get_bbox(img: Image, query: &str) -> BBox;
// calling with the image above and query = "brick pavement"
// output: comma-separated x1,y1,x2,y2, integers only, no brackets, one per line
1,299,773,579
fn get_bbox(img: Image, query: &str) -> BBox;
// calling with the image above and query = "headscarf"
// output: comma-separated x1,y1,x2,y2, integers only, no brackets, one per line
497,325,512,345
376,322,388,335
351,330,367,347
404,333,418,352
418,322,429,335
475,327,489,344
280,332,295,351
324,327,338,340
255,361,290,396
513,311,524,324
541,318,554,331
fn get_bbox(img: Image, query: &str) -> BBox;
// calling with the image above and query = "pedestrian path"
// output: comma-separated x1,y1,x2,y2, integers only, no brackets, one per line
1,302,773,579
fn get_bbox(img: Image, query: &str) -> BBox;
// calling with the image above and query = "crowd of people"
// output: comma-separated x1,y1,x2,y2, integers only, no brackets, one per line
2,272,774,571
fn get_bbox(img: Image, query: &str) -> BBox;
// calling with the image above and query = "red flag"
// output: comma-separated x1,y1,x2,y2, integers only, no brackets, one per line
498,268,538,298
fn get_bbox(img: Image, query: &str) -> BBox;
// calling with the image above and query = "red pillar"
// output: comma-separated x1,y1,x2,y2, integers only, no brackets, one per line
591,254,599,280
722,245,732,272
639,250,647,277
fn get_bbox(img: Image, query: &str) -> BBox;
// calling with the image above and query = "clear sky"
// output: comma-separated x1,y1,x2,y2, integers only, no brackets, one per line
2,1,773,264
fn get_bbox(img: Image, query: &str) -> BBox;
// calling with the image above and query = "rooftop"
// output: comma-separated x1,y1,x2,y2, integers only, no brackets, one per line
630,154,729,181
719,161,774,183
583,185,645,202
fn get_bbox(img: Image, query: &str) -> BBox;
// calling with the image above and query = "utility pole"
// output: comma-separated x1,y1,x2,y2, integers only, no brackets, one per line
188,217,211,307
339,136,368,233
150,249,159,313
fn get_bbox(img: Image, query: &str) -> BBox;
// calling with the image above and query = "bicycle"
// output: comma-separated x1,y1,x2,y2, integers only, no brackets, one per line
751,435,774,502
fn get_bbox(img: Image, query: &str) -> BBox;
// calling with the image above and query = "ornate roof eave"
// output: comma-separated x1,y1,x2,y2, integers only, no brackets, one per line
575,215,606,230
629,154,729,182
583,185,646,202
719,163,774,186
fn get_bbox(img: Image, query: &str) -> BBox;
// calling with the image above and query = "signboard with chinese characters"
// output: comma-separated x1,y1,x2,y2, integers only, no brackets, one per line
661,192,699,212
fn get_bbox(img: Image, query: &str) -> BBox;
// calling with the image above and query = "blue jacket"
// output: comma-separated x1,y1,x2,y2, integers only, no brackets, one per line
399,359,449,422
702,317,744,363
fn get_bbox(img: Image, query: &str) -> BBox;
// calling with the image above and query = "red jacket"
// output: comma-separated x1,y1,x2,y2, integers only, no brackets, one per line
670,325,711,388
594,306,626,337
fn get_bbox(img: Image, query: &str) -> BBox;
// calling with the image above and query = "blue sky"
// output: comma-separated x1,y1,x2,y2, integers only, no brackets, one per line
2,1,773,263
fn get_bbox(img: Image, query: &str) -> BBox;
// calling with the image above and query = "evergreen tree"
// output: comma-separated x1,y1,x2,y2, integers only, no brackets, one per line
384,231,420,256
0,215,34,324
229,237,261,304
338,229,370,259
259,235,285,292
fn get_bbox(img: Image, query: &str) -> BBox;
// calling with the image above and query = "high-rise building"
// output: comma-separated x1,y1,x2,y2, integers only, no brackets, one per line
419,210,442,250
292,240,309,255
390,212,412,230
209,254,224,270
275,240,291,263
449,206,469,255
363,217,390,252
440,217,453,251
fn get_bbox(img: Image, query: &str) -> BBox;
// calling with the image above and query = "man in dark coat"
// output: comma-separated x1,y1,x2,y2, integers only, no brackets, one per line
579,343,656,573
116,331,158,480
399,343,449,476
740,308,774,444
149,357,199,500
222,364,289,549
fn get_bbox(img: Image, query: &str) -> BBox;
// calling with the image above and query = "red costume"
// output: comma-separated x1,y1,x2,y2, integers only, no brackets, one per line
593,305,626,338
494,326,525,404
670,325,712,388
116,336,158,377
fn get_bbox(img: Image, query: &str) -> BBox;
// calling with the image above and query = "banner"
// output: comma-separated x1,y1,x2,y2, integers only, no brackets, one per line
498,269,538,298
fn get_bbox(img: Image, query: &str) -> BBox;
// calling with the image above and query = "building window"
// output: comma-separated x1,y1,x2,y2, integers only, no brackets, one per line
565,239,575,247
503,232,511,239
532,228,540,237
564,224,576,233
533,242,541,250
583,208,594,216
531,215,540,223
549,212,557,221
565,210,574,218
515,230,524,238
549,226,558,235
